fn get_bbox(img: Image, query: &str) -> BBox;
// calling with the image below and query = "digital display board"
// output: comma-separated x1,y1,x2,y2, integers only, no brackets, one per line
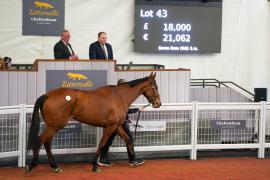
134,0,222,54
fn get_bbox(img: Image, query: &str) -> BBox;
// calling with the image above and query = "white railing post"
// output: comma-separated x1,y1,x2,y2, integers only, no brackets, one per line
18,104,26,167
191,101,198,160
97,127,102,149
258,101,266,158
22,105,29,167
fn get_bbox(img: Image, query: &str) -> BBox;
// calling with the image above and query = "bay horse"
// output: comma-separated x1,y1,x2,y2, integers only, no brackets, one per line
26,72,161,173
0,58,5,70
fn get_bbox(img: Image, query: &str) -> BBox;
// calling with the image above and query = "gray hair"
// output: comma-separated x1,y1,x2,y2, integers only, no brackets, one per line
117,79,127,85
60,29,69,36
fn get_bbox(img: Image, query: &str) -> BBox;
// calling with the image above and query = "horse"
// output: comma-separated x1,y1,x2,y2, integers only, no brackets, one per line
0,58,5,70
26,72,161,173
0,57,12,70
0,57,9,70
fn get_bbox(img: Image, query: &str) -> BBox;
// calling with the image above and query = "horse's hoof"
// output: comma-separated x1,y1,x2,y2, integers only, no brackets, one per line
129,159,145,167
24,165,30,173
92,166,100,173
53,167,63,173
24,165,34,173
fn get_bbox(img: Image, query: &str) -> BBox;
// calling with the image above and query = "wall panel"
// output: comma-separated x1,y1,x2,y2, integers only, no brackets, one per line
0,60,190,106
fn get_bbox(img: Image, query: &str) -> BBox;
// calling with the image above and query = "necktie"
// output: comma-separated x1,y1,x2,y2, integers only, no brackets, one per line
101,44,108,59
67,43,74,55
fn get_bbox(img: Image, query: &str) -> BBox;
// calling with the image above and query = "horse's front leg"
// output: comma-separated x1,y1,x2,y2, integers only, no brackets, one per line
92,125,117,172
116,126,136,163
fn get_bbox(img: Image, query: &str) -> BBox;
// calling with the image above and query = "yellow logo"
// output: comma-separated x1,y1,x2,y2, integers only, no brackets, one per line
34,1,54,10
29,1,59,17
67,72,88,80
60,72,94,89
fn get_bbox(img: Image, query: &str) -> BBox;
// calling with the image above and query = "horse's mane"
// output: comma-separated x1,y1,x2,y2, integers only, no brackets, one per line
121,77,148,87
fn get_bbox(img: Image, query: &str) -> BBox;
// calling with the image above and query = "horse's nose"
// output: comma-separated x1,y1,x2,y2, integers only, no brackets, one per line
153,101,161,108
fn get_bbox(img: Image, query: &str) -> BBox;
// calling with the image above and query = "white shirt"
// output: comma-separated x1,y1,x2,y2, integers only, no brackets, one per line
62,40,73,55
100,43,108,59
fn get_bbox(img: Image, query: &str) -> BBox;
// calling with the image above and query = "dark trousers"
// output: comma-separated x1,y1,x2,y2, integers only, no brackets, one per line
100,121,134,161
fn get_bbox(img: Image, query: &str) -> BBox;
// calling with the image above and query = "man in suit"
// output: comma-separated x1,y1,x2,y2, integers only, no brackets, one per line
89,32,113,59
54,30,79,60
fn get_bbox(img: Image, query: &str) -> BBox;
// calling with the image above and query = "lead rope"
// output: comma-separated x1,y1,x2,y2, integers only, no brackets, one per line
134,103,151,142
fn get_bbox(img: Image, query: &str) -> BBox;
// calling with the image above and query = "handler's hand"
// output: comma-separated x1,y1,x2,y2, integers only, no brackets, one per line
139,106,145,112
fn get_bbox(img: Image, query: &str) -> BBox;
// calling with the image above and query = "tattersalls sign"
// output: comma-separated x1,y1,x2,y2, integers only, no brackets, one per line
46,70,107,92
22,0,65,36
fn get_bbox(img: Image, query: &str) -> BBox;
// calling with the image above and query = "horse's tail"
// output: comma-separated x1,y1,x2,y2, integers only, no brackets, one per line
27,94,48,151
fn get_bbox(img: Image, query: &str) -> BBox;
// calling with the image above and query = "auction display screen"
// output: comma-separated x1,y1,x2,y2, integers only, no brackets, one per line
134,1,222,54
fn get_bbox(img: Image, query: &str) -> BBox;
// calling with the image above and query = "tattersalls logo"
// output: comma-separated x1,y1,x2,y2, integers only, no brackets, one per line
46,70,107,92
61,72,94,88
28,1,60,24
34,1,54,9
67,72,88,80
23,0,64,36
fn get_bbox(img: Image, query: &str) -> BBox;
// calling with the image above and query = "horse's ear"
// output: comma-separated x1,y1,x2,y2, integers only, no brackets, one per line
149,72,156,79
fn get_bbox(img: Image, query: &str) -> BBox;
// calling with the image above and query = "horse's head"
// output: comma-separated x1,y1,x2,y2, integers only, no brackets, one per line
143,72,161,108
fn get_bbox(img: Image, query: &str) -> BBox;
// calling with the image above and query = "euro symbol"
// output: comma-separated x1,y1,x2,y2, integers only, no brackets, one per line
143,34,148,41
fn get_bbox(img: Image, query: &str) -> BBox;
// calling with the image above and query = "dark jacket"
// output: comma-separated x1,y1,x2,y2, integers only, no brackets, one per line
54,40,74,59
125,108,140,123
89,41,113,59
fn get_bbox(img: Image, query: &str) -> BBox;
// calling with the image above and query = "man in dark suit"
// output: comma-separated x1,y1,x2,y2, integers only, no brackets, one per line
89,32,113,59
54,30,78,60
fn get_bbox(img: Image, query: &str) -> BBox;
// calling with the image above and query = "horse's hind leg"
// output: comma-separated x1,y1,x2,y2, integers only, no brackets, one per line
44,140,62,172
40,127,62,172
27,140,42,172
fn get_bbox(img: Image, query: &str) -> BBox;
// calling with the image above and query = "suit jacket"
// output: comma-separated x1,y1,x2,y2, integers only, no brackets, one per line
89,41,113,59
54,40,74,59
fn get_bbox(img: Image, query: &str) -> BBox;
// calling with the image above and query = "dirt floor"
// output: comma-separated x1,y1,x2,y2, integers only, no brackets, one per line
0,157,269,180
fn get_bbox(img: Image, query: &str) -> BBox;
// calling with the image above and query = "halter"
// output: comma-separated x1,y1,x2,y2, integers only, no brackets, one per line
145,82,159,106
148,96,156,105
134,88,159,140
